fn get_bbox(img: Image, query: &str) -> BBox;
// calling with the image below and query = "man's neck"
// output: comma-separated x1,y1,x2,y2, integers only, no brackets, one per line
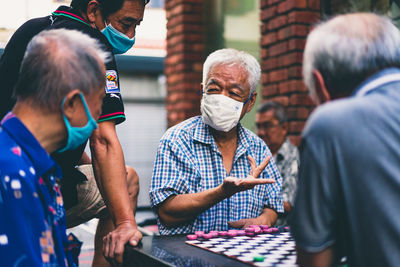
210,126,238,175
12,102,66,154
270,139,286,156
211,126,238,146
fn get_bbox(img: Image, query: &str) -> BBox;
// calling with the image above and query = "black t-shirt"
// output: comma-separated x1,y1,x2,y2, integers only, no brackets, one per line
0,6,126,208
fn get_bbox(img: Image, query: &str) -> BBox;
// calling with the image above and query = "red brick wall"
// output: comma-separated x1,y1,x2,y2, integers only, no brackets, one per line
260,0,320,145
165,0,204,127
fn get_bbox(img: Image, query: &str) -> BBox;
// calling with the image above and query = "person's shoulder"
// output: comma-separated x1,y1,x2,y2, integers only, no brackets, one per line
303,97,365,137
52,18,111,50
5,16,50,46
0,132,26,174
240,126,269,152
17,16,50,32
286,138,299,153
161,116,201,142
242,126,265,145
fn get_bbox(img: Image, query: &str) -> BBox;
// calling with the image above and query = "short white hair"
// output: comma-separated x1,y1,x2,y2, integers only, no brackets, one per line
303,13,400,99
202,48,261,94
15,28,110,110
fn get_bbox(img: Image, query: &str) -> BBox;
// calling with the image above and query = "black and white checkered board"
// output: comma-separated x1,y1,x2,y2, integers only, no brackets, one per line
185,231,297,266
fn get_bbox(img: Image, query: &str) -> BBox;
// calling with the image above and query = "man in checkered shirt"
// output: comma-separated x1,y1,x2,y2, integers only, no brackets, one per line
150,49,283,235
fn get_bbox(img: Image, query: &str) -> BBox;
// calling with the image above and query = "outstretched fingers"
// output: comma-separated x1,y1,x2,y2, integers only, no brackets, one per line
242,178,275,186
248,155,257,176
251,156,271,178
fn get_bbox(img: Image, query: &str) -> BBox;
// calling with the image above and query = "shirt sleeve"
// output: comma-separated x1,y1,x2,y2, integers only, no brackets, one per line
149,139,192,207
289,134,339,253
98,57,126,125
260,149,284,214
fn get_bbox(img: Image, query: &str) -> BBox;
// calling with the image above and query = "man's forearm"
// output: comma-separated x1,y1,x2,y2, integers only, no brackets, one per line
297,246,334,267
158,185,230,227
90,122,135,226
283,201,292,213
258,207,278,226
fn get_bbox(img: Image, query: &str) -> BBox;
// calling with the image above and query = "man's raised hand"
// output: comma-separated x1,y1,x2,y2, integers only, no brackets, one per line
221,155,275,196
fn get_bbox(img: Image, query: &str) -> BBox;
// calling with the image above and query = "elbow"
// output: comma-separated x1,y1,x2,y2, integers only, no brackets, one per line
89,130,111,154
157,206,179,228
156,200,188,228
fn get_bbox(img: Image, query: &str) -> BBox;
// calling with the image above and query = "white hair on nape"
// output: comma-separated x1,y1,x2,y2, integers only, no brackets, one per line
303,13,400,100
46,28,110,64
202,48,261,94
17,28,112,110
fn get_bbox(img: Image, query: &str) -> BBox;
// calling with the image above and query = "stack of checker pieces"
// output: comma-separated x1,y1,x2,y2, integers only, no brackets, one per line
185,226,297,266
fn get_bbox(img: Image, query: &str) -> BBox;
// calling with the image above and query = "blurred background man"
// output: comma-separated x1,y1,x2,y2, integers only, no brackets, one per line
255,101,298,225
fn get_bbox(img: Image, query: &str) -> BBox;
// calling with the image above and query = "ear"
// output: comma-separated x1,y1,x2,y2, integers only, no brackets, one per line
245,91,257,113
86,0,102,24
281,121,288,135
312,69,331,105
62,89,82,121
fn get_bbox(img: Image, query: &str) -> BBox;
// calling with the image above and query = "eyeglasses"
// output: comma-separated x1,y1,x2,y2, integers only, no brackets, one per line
255,122,281,130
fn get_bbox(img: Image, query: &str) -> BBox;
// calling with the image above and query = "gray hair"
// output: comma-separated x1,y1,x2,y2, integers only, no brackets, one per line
202,48,261,94
257,101,287,124
14,28,110,110
303,13,400,100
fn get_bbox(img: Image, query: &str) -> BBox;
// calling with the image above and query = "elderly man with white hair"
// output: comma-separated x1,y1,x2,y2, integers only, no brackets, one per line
290,13,400,267
150,48,283,235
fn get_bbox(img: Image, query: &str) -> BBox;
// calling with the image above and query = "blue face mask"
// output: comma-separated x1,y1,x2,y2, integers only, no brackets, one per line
101,22,136,54
57,93,98,153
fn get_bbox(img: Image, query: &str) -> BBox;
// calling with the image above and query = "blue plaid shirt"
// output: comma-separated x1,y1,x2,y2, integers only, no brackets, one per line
150,116,283,235
0,113,74,266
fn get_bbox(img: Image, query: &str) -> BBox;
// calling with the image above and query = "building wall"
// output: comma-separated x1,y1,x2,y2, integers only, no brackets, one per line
165,0,204,128
165,0,323,145
260,0,320,145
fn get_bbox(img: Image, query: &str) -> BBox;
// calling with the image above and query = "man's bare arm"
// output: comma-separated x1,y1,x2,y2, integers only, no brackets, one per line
90,120,141,265
297,246,334,267
157,185,229,227
158,156,275,227
227,207,278,228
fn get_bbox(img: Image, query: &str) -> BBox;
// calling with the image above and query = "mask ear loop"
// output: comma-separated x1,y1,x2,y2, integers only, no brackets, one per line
244,92,253,105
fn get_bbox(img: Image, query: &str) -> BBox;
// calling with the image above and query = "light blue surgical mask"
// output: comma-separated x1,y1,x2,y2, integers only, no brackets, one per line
58,93,98,153
101,22,136,54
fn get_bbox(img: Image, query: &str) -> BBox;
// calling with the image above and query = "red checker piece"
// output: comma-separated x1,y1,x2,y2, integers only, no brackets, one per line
203,233,214,239
245,227,256,233
186,234,198,240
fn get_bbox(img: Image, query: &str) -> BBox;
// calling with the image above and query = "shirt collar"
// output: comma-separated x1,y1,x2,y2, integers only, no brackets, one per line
353,68,400,97
193,116,251,149
52,6,92,27
1,113,61,178
193,117,213,145
276,138,290,160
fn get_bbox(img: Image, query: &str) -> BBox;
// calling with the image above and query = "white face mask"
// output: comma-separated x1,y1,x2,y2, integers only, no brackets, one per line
200,94,244,132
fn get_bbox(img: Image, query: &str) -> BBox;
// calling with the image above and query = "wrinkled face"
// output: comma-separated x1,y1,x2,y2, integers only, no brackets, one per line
105,0,145,38
255,110,287,153
203,63,254,119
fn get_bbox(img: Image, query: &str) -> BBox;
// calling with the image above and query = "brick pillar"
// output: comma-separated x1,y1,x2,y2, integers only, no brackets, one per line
165,0,204,127
260,0,320,145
